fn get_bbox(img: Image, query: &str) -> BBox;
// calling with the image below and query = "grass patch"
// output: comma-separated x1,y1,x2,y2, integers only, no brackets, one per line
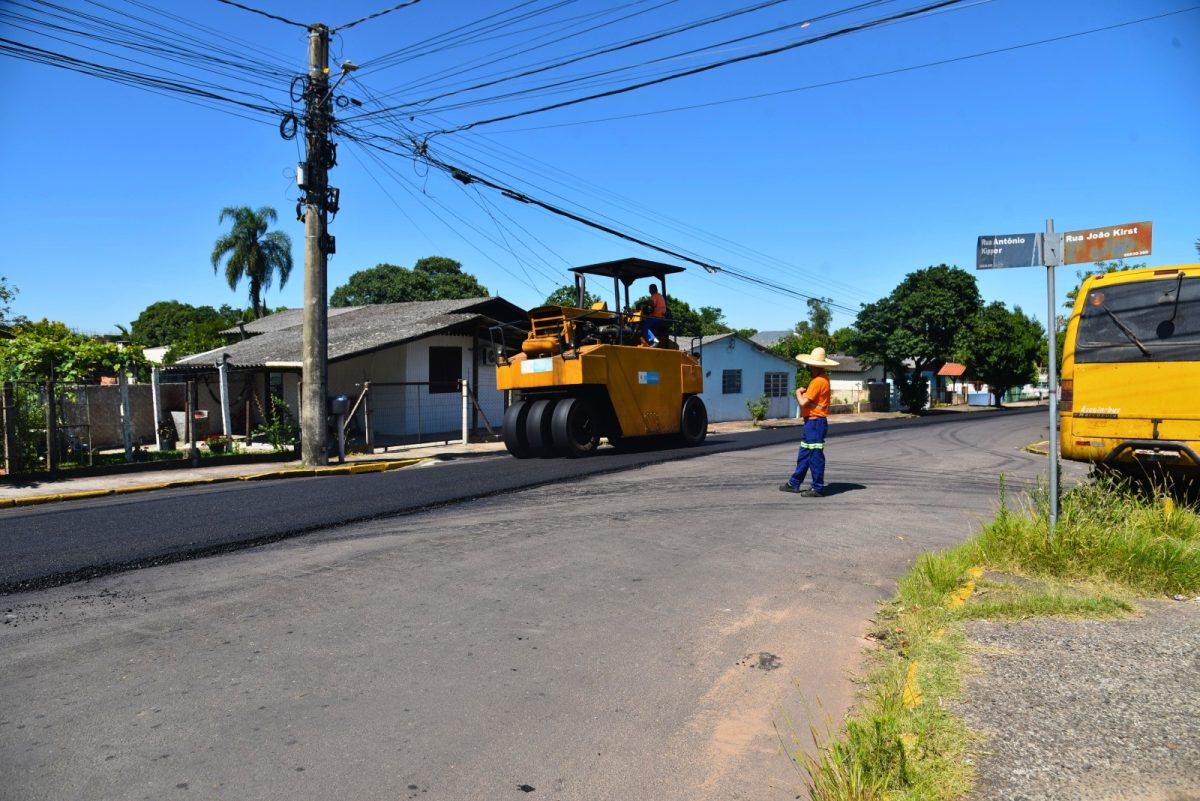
794,475,1200,801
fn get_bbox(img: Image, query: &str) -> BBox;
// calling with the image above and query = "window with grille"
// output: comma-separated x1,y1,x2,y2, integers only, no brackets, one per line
721,369,742,394
764,372,789,397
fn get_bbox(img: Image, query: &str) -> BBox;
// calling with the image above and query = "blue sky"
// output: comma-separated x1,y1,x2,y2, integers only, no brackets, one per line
2,0,1197,338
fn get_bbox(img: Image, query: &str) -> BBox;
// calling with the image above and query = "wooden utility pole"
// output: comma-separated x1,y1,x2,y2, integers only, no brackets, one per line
300,24,331,466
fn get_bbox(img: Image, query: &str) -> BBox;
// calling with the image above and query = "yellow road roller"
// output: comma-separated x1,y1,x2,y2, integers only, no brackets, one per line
494,258,707,457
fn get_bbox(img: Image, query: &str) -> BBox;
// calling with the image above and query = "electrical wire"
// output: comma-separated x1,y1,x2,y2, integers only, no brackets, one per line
474,4,1200,133
213,0,307,29
423,0,970,135
333,0,423,33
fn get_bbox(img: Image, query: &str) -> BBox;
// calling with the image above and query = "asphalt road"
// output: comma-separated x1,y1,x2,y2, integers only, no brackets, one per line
1,409,1041,593
0,411,1078,801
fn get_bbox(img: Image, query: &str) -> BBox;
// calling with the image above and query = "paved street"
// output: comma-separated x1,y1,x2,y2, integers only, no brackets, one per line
0,411,1071,801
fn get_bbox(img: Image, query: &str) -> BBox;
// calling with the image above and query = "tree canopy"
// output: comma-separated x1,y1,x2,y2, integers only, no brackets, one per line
957,302,1044,406
849,264,981,376
0,276,17,328
544,284,601,308
211,206,294,319
128,301,241,347
330,257,488,306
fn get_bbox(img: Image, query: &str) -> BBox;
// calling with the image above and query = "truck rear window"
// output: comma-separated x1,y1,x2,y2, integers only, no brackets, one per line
1075,275,1200,363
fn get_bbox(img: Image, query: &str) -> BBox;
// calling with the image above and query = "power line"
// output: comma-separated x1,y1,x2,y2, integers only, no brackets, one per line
422,0,969,135
476,4,1200,133
354,136,862,313
333,0,423,33
213,0,307,29
396,0,792,111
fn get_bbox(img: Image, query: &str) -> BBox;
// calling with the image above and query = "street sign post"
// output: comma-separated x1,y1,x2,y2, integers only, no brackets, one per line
1062,221,1152,265
976,233,1043,269
974,217,1154,538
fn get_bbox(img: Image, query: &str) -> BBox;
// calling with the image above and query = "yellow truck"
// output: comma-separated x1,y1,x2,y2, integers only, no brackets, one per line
495,258,707,457
1060,263,1200,477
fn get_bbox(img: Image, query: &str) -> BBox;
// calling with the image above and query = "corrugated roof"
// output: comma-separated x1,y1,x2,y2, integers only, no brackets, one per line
938,362,967,377
827,353,866,372
749,330,791,347
180,297,526,368
220,305,361,336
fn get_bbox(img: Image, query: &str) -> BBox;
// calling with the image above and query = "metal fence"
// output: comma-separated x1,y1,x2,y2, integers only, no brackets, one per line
0,380,158,473
346,380,500,452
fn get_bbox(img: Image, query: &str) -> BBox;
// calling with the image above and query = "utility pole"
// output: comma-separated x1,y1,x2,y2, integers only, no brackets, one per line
300,23,331,466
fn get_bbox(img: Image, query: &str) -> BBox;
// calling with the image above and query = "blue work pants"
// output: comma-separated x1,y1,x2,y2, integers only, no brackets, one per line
788,417,828,491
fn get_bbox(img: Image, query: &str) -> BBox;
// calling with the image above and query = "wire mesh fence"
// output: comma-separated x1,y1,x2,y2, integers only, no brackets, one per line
351,380,499,451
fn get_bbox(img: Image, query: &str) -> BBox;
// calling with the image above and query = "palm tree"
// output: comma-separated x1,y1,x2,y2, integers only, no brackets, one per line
210,206,294,319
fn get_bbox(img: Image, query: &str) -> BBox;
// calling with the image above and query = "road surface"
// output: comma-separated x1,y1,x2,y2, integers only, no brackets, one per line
0,411,1073,801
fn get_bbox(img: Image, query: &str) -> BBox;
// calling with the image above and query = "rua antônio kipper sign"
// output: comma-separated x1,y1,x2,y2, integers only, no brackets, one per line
976,232,1043,269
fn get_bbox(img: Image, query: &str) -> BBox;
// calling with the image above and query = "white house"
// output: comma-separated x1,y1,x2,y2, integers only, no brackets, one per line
175,297,526,446
689,333,798,422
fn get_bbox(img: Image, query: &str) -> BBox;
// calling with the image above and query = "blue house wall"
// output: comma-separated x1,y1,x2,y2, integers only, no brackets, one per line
692,334,798,422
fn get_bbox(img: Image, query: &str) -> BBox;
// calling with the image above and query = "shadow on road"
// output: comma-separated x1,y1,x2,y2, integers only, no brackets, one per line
820,482,867,496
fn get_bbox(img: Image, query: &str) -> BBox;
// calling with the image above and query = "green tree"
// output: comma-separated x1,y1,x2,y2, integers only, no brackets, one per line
0,276,17,327
330,257,488,306
845,265,981,413
798,297,832,341
128,301,240,347
957,303,1044,407
888,264,982,377
846,297,902,380
829,326,856,354
211,206,294,319
544,284,601,307
413,256,488,299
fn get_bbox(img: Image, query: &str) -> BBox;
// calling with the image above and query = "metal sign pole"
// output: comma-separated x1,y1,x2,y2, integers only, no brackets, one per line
1044,218,1061,537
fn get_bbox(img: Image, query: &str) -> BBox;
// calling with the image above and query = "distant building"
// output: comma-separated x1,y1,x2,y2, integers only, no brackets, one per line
749,330,791,349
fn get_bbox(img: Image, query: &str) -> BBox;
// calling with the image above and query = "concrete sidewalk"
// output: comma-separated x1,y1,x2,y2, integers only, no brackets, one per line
0,403,1034,507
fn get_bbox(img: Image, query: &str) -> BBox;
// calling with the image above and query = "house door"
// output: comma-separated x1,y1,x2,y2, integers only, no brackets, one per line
764,371,790,418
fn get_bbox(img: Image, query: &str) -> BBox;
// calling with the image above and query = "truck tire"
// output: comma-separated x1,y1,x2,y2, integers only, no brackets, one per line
524,398,559,457
503,401,533,458
678,395,708,446
551,398,599,457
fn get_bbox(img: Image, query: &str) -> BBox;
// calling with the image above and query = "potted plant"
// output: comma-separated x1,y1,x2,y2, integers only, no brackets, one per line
205,434,232,454
157,421,178,450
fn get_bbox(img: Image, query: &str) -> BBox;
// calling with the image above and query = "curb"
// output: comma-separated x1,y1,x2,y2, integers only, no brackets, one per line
1025,440,1050,456
5,458,426,508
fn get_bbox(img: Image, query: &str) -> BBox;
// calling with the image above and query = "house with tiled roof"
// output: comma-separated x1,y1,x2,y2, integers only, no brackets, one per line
173,297,526,447
688,333,798,422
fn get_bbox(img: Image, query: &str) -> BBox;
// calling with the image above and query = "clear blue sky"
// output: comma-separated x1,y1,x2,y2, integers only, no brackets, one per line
2,0,1197,337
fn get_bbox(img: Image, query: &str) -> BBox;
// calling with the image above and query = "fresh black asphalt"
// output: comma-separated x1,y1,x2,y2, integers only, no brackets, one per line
0,408,1041,593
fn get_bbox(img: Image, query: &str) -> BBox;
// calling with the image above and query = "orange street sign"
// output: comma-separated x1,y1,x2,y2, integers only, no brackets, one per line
1062,221,1152,265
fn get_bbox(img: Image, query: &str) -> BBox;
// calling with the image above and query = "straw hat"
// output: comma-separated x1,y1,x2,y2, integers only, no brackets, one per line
795,347,840,368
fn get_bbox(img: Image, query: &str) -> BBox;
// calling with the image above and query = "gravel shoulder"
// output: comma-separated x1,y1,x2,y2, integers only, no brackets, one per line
956,598,1200,801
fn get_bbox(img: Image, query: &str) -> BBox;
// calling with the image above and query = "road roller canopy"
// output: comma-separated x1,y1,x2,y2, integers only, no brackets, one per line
569,258,685,287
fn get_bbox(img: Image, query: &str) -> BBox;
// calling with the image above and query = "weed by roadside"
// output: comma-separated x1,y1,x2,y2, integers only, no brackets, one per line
794,475,1200,801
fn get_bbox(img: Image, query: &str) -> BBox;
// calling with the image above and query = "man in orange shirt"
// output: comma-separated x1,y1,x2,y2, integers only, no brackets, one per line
641,284,668,346
780,347,838,497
